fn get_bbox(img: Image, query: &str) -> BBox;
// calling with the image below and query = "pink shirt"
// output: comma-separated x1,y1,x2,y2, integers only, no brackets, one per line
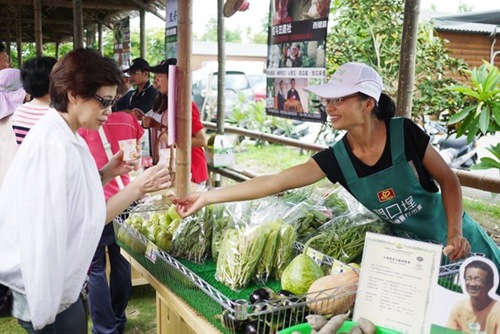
12,102,50,144
78,112,144,199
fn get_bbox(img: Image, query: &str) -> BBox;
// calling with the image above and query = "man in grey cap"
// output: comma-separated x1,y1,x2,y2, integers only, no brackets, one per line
115,57,157,116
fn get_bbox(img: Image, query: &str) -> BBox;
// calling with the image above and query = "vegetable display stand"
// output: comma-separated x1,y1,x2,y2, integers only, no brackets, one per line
114,217,359,334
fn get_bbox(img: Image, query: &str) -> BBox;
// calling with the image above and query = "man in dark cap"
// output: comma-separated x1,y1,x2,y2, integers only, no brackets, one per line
114,57,158,116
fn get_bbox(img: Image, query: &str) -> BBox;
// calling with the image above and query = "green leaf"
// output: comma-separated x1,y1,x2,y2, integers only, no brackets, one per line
448,105,475,124
471,157,500,170
478,107,491,135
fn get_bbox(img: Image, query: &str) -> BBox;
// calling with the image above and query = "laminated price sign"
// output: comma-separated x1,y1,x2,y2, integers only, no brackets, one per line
145,241,158,264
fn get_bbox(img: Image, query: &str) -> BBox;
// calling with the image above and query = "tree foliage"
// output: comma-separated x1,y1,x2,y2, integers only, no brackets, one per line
326,0,469,118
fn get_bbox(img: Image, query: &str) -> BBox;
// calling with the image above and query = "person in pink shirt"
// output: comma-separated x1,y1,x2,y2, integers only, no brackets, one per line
78,111,144,334
12,56,57,144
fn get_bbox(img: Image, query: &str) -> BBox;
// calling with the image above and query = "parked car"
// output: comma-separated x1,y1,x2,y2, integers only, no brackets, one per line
192,69,255,121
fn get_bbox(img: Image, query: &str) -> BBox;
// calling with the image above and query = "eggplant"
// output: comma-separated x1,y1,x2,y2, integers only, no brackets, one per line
249,287,275,304
244,320,272,334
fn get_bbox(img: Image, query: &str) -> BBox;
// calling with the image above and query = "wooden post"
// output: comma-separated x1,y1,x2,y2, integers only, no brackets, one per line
73,0,84,49
16,11,22,68
175,1,193,197
396,0,420,117
34,0,43,56
98,23,103,55
216,0,225,135
140,9,146,59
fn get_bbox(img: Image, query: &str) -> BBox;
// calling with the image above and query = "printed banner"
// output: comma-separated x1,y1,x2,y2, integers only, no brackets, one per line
265,0,331,122
165,0,178,58
113,17,131,67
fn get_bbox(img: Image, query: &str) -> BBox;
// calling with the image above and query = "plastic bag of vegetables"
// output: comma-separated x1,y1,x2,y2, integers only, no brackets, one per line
216,224,269,290
304,211,389,264
171,205,213,263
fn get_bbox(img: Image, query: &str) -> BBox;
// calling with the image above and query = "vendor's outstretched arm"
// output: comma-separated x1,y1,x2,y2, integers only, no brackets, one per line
423,144,470,260
174,158,326,217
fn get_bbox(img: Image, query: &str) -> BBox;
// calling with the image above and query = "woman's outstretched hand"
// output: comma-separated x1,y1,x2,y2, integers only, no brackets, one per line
134,163,172,195
100,150,139,185
172,192,207,218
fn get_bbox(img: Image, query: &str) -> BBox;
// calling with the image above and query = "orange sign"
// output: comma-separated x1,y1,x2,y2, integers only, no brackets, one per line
377,188,395,202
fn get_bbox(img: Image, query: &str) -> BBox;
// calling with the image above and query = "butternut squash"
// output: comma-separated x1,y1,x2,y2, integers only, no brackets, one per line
306,270,359,315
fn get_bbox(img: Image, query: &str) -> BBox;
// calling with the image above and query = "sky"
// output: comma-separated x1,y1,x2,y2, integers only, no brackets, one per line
139,0,500,40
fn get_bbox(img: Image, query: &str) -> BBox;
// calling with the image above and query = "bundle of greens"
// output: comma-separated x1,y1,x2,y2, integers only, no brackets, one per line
306,213,389,264
273,223,298,280
254,220,282,283
171,206,213,263
211,204,233,260
216,224,269,290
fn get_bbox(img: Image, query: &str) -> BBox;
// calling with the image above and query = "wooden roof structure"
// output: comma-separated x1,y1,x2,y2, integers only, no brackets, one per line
0,0,165,44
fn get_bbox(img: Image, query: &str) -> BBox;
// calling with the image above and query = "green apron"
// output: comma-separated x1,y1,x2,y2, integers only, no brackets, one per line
333,117,500,269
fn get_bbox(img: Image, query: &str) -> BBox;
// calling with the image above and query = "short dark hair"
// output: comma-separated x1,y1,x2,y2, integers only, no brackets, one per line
0,43,6,53
50,48,122,113
465,260,494,286
21,56,57,98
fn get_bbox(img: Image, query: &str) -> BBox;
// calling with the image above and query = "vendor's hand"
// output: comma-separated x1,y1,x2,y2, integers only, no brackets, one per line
133,163,172,195
172,192,208,218
445,235,471,261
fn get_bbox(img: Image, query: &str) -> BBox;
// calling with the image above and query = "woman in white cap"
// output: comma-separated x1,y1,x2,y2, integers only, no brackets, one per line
173,62,500,269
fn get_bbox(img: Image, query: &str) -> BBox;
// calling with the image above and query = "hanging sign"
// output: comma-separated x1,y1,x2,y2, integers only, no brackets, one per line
113,17,131,67
265,0,331,123
165,0,179,58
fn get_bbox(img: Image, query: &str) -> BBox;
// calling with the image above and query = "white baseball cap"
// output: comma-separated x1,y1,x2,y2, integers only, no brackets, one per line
304,62,383,102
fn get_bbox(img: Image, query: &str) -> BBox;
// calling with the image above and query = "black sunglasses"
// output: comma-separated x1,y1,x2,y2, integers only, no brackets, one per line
93,93,118,108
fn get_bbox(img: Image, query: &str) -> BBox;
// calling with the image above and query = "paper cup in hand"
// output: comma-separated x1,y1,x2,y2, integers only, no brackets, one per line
118,139,139,161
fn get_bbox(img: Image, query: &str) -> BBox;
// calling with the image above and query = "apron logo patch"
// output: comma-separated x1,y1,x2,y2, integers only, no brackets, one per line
377,188,395,202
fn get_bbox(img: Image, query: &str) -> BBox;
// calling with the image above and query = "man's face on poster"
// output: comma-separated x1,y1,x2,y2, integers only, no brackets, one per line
465,267,492,298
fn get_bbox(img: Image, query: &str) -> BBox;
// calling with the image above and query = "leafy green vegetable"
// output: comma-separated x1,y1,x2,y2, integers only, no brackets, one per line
274,223,298,280
216,224,269,290
307,214,389,263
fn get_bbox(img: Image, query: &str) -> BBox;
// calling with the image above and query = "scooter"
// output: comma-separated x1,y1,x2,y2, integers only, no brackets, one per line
422,118,478,170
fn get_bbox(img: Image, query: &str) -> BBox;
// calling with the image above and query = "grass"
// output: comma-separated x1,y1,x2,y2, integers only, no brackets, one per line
0,285,157,334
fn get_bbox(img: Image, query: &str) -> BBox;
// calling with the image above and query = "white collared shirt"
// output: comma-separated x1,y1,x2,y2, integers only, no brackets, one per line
0,108,105,329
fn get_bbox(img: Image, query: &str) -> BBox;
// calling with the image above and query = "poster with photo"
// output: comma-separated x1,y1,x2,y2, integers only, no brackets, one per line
265,0,331,122
431,256,500,333
165,0,178,58
113,17,131,67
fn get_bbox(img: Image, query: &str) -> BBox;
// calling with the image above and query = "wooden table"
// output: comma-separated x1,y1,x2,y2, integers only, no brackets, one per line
121,250,221,334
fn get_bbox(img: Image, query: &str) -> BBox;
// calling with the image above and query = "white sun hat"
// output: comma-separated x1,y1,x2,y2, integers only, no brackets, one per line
303,62,384,102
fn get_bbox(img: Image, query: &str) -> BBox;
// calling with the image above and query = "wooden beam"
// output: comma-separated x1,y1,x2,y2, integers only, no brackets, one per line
128,0,165,21
140,8,145,58
0,0,138,11
34,0,43,56
73,0,83,48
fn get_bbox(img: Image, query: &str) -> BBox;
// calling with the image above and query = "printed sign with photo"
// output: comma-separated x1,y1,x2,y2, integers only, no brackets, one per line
265,0,331,122
431,256,500,334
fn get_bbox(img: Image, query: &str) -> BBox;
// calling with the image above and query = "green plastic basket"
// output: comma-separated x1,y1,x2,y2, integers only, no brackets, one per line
279,321,403,334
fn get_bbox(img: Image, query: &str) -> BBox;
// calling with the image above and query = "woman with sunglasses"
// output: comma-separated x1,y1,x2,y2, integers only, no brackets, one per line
0,49,171,333
174,62,500,273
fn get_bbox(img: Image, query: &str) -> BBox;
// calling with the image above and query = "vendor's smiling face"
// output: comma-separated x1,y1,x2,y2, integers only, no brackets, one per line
464,267,492,298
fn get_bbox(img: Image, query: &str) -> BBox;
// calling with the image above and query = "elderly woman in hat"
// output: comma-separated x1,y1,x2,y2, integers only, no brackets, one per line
0,49,170,333
173,62,500,271
142,58,208,185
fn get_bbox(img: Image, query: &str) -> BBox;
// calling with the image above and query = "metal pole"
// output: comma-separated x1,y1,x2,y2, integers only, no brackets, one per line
396,0,420,117
175,0,193,197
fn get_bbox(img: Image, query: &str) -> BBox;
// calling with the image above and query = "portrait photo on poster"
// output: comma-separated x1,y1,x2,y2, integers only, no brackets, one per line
431,256,500,333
